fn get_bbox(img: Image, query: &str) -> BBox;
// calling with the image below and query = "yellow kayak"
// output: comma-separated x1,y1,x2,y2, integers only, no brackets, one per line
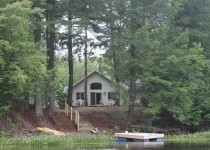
36,127,65,135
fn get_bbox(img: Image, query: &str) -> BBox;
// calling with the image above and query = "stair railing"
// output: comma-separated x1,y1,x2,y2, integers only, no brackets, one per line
65,103,80,131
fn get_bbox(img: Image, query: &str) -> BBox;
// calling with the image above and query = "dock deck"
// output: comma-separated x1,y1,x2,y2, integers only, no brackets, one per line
114,133,164,142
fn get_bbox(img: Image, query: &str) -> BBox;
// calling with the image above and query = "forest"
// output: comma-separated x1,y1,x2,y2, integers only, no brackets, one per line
0,0,210,132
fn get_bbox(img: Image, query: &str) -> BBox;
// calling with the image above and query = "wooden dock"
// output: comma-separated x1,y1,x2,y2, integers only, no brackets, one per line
114,133,164,142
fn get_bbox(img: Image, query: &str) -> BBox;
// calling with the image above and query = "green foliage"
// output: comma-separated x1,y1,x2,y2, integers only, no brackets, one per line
112,83,130,105
144,34,207,125
0,0,46,107
0,129,8,138
0,134,115,146
101,0,210,128
166,131,210,142
73,58,99,83
0,105,10,117
55,58,68,108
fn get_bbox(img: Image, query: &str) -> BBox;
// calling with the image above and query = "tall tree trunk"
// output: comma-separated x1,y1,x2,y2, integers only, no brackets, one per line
127,44,136,126
33,0,43,118
113,48,120,106
46,0,56,115
110,21,120,106
35,87,43,118
67,12,73,107
84,19,88,106
109,1,120,106
127,0,137,126
33,0,42,43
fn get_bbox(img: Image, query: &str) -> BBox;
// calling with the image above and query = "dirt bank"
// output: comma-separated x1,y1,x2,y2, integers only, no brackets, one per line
0,106,138,135
0,106,76,135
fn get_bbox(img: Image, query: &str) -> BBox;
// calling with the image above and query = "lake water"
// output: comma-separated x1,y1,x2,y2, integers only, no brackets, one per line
1,142,210,150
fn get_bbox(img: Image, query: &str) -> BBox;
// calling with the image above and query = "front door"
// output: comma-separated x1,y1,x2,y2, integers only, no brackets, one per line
91,92,95,105
90,92,102,105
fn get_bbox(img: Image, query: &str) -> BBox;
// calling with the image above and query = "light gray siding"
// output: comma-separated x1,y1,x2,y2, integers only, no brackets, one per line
72,73,115,106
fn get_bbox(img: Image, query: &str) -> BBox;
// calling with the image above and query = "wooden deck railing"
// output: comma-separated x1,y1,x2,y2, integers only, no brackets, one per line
65,103,80,131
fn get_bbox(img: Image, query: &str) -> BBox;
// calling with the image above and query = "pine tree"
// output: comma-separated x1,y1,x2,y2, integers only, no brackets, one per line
46,0,56,115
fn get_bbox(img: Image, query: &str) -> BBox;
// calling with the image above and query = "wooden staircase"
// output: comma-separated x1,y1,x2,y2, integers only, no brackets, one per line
65,105,94,132
78,119,94,132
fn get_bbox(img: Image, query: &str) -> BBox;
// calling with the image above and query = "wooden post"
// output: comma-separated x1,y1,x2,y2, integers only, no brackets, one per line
77,114,80,131
70,107,73,120
66,103,69,116
67,103,69,116
75,110,77,124
67,106,69,117
65,103,67,115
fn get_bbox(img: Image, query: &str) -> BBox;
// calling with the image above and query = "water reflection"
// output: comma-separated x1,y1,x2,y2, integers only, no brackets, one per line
117,142,164,150
1,142,210,150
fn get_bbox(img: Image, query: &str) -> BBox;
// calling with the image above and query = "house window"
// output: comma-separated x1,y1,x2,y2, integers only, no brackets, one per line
90,83,102,90
76,92,84,100
108,92,115,99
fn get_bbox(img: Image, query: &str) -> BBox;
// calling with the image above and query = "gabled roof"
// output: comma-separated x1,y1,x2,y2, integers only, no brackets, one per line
73,70,113,88
63,71,113,94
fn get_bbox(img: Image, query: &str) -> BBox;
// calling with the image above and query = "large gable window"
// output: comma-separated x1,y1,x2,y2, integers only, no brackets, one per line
90,83,102,90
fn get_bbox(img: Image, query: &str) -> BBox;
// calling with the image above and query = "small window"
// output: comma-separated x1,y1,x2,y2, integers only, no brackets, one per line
76,92,84,100
108,92,115,99
81,93,84,100
90,83,102,90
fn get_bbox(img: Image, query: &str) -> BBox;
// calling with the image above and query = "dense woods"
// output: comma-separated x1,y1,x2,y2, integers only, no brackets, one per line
1,0,210,131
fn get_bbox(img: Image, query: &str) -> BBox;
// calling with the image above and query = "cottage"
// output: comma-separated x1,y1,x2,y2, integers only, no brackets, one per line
64,71,118,106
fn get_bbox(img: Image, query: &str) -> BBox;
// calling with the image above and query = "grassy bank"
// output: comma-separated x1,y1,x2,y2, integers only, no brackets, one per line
165,131,210,142
0,134,115,146
1,131,210,147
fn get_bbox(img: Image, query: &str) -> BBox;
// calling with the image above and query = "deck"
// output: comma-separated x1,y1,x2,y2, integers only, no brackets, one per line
114,133,164,142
